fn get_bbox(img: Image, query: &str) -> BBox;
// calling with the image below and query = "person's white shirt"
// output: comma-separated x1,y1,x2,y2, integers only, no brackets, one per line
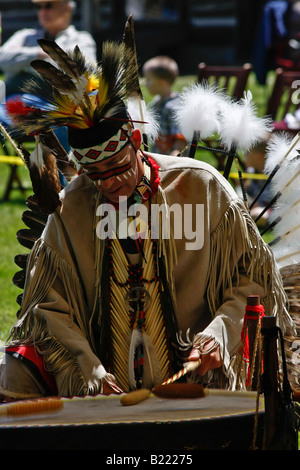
0,25,97,82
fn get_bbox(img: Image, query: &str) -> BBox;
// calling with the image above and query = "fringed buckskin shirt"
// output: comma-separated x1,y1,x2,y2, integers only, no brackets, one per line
0,154,294,400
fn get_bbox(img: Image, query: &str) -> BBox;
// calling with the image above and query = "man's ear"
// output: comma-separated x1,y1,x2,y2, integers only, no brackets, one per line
131,128,142,151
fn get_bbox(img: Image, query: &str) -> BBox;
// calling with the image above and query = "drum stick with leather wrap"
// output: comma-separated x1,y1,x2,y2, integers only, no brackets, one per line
0,398,63,417
121,383,258,406
120,360,202,406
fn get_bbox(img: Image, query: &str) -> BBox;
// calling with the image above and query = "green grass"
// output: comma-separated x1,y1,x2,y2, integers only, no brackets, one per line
0,162,32,341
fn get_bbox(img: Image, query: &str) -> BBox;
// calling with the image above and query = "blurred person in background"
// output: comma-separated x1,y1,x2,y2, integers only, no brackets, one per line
143,56,187,156
0,0,97,149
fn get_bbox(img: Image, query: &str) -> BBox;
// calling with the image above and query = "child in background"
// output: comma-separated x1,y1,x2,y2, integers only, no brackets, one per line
142,56,187,156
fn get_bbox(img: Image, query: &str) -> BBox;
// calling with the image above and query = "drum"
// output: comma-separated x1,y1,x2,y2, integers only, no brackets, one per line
0,390,264,451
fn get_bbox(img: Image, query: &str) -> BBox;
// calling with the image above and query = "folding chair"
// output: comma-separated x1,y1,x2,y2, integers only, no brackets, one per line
197,62,252,100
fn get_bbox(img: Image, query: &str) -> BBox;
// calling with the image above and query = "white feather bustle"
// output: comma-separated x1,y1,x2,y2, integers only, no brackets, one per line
173,83,227,140
218,91,271,151
266,132,300,267
174,86,271,152
29,142,45,173
127,96,160,143
264,132,295,175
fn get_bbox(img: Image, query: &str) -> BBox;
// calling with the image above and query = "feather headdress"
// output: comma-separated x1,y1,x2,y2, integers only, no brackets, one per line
7,27,158,165
5,17,156,210
7,39,138,134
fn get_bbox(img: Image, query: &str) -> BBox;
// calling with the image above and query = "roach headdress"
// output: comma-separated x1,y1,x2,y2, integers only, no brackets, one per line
6,30,150,165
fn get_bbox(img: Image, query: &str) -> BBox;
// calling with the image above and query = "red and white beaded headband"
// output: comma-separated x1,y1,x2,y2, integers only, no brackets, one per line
71,122,132,165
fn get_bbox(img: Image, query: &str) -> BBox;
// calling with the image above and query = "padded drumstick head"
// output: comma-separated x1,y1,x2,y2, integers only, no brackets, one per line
152,383,206,398
120,388,151,406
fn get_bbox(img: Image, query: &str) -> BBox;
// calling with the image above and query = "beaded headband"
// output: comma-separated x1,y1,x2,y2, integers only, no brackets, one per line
71,122,132,165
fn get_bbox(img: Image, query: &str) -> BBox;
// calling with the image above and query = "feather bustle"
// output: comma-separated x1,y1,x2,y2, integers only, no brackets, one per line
27,143,62,214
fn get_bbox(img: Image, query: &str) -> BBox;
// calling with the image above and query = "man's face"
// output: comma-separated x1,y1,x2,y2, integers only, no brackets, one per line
144,71,164,96
35,1,71,33
81,143,141,203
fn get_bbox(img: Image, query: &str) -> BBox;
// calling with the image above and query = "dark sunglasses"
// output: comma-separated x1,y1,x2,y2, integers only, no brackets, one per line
34,2,60,10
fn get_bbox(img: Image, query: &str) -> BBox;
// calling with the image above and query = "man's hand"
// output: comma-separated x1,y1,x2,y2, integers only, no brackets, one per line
188,340,222,376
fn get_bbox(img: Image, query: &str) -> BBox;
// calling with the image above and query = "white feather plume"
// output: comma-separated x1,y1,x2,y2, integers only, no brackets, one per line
173,83,228,140
128,329,163,389
218,90,271,151
266,132,300,268
128,329,142,389
29,142,45,173
264,132,296,175
269,153,300,198
127,96,159,143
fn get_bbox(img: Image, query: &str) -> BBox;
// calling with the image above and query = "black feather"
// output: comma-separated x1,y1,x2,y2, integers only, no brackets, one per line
122,15,143,99
26,195,50,223
14,253,29,270
22,210,46,233
12,270,26,289
31,60,77,93
38,130,78,181
37,39,80,79
16,228,41,250
16,293,23,307
71,45,97,77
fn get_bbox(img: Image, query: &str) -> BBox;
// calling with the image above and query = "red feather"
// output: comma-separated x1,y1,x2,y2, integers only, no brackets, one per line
6,97,36,116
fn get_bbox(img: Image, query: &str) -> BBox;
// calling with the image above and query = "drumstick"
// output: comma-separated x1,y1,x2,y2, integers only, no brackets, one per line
161,360,201,385
153,384,258,399
0,398,63,417
120,383,258,405
120,360,201,406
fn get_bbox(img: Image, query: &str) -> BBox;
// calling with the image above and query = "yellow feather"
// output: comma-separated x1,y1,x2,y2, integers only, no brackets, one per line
86,74,99,93
97,74,109,109
48,94,90,128
51,94,76,115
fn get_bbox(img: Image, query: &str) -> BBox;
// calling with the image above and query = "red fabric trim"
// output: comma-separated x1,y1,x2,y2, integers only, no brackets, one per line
6,345,58,394
147,156,160,196
240,304,265,386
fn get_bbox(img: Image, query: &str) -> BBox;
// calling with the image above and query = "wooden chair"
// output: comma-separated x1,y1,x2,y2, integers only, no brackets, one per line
265,68,300,133
0,137,30,201
197,63,252,171
197,62,252,101
1,161,27,201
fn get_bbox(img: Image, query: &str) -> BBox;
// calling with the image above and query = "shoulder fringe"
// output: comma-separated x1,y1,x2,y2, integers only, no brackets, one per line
7,239,96,397
207,199,292,331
